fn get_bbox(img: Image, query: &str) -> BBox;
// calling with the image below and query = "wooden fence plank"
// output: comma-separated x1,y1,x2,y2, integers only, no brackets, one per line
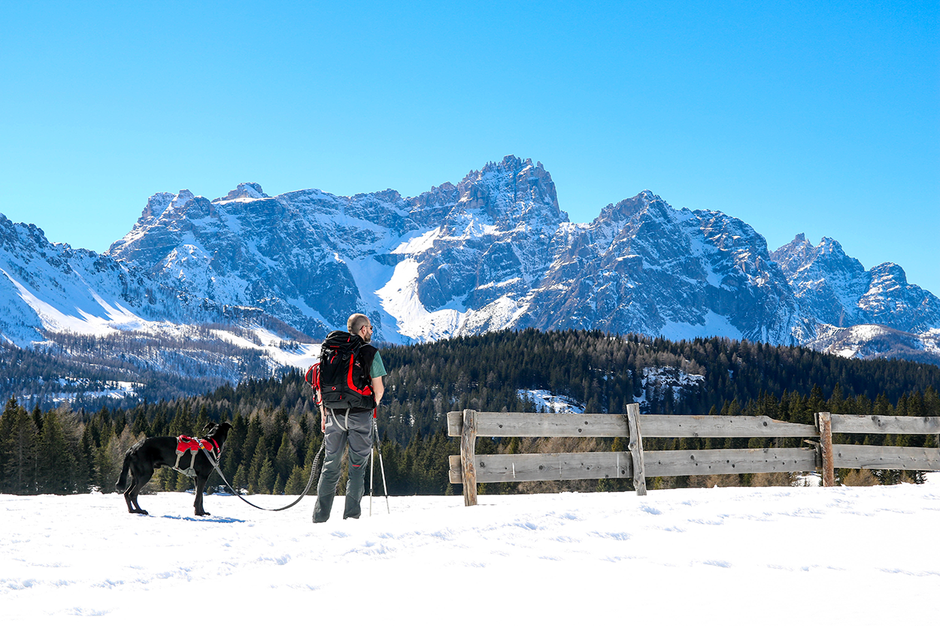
450,449,820,482
627,403,647,495
448,411,818,438
644,448,818,477
460,410,478,506
817,412,835,487
448,456,463,484
640,414,818,438
830,414,940,435
446,411,463,437
453,412,629,437
448,452,633,483
832,445,940,471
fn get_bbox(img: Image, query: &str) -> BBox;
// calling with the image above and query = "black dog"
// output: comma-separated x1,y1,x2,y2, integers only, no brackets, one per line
116,422,233,516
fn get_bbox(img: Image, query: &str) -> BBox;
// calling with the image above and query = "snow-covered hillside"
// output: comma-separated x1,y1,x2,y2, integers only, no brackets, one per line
3,484,938,624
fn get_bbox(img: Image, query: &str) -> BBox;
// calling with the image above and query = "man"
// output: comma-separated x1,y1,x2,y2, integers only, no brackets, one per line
313,313,387,522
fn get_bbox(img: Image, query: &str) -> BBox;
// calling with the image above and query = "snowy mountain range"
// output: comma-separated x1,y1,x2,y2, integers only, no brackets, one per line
2,155,938,403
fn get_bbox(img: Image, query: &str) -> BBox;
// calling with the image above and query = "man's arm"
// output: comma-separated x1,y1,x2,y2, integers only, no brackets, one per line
372,376,384,407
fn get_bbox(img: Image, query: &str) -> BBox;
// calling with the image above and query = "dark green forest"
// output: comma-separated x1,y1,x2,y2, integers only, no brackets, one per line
2,329,939,497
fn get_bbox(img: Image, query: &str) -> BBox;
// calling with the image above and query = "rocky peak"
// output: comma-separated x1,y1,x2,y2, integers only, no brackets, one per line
772,234,865,280
770,234,814,275
769,234,940,334
410,182,459,218
139,192,176,223
867,262,908,294
818,237,844,255
450,155,565,227
170,190,196,210
595,190,664,224
0,214,49,252
859,262,940,333
218,182,267,202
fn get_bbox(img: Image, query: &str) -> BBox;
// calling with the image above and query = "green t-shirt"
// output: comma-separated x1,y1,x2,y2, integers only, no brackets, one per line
370,351,387,379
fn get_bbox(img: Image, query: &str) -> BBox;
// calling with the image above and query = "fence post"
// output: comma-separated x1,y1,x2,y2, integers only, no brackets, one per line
816,412,835,487
461,409,478,506
626,403,647,496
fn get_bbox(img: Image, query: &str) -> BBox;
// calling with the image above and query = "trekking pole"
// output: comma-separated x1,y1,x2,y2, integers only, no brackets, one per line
369,429,375,516
373,409,390,513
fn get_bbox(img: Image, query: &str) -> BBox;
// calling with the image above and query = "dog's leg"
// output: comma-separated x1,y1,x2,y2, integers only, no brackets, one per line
123,470,137,513
125,476,146,515
123,457,147,514
129,462,153,515
123,487,137,514
193,474,208,516
129,484,148,515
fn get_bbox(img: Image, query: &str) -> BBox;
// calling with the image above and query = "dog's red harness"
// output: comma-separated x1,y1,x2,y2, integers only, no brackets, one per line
173,435,222,477
176,436,221,456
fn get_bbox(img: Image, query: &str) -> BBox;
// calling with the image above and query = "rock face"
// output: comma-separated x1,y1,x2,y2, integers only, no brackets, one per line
770,234,940,362
2,155,939,372
516,193,802,344
0,213,163,347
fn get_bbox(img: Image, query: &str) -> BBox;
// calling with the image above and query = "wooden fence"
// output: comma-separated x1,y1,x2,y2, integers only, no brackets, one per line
447,405,940,506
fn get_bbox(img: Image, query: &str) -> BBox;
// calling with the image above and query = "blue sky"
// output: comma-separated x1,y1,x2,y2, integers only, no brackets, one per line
2,1,938,295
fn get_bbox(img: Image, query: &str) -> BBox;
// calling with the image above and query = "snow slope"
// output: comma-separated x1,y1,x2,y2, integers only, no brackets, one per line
2,484,938,624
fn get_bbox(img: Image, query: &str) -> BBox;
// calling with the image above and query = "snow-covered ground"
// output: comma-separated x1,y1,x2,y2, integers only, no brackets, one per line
3,483,939,624
517,389,584,413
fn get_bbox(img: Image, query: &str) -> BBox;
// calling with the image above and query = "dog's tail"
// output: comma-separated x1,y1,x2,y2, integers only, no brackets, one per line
115,448,132,491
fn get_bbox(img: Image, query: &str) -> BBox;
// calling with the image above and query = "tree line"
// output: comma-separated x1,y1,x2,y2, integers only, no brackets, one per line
1,329,939,497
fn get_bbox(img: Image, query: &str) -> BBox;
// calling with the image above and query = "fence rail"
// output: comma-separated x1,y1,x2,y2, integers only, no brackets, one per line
447,406,940,505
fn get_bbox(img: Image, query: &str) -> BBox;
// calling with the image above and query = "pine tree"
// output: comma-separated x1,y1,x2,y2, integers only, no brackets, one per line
31,405,43,433
38,411,75,494
248,436,268,494
232,464,249,493
274,432,296,486
168,405,195,437
107,427,141,492
242,417,262,471
0,398,18,491
131,413,150,438
224,413,248,472
76,425,96,492
259,458,276,494
5,401,39,494
284,465,307,495
151,407,170,437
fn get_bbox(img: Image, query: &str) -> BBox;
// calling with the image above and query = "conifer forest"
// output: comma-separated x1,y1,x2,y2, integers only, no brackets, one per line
2,329,939,498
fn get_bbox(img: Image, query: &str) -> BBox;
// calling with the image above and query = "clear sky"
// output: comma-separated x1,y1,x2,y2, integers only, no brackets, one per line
2,1,937,295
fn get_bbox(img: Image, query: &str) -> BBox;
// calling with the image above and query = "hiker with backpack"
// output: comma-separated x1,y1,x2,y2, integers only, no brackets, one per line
311,313,387,522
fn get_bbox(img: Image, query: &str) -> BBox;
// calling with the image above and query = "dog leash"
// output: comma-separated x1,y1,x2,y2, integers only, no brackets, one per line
200,440,325,512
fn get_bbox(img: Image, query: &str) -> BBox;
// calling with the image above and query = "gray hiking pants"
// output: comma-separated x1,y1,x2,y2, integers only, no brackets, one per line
313,407,373,522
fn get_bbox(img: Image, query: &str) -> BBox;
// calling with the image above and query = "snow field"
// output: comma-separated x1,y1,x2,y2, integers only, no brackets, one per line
2,483,938,624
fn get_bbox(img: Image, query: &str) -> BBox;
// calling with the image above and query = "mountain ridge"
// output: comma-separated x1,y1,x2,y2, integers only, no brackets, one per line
1,155,938,406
